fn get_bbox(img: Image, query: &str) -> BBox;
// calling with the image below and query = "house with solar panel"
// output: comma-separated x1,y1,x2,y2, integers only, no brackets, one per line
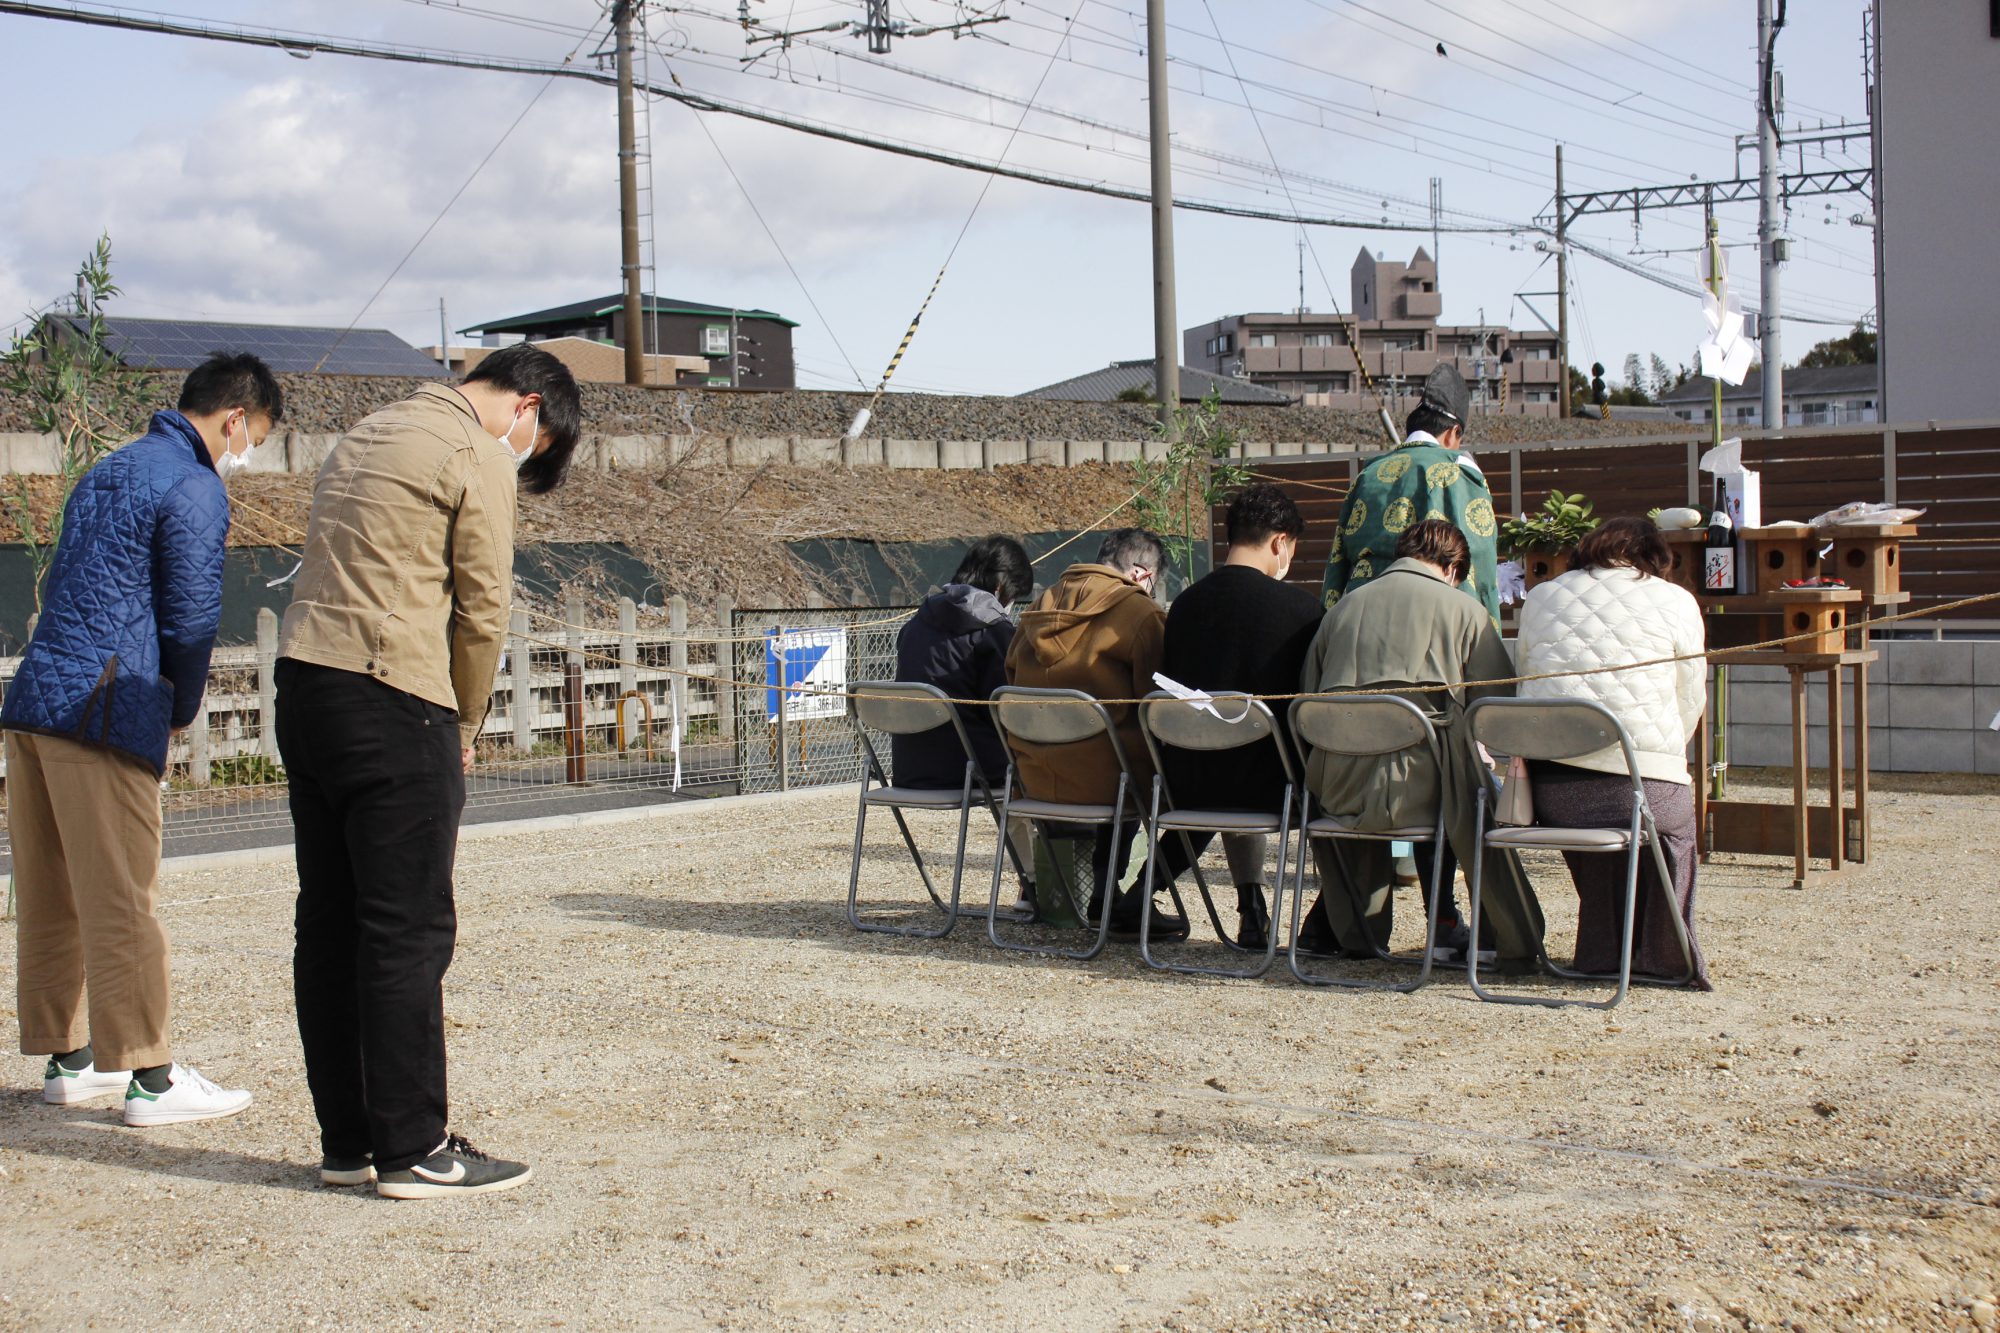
36,312,452,378
459,294,798,389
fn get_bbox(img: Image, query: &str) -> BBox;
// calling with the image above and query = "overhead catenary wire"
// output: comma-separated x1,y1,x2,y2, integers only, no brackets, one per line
0,2,1524,237
1193,0,1393,437
1299,0,1738,145
699,1,1689,198
666,67,870,388
1063,0,1722,184
306,8,609,372
845,0,1090,435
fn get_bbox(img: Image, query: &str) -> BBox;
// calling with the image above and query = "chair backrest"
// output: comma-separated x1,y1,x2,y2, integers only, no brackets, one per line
990,686,1111,747
1289,694,1436,759
849,680,957,736
1139,691,1275,752
1466,697,1643,787
1138,690,1297,804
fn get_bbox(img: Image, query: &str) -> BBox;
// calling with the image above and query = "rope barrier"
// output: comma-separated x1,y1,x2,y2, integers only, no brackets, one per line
494,587,2000,711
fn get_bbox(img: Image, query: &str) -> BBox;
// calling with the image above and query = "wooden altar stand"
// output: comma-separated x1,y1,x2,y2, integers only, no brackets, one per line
1668,524,1915,890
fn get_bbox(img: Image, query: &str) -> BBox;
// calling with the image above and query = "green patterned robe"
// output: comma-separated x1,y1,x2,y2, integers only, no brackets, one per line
1319,432,1503,626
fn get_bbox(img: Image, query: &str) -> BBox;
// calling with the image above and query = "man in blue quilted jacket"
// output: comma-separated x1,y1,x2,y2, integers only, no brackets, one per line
4,351,281,1125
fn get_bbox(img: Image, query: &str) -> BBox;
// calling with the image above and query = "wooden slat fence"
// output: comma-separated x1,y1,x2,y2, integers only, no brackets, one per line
1219,420,2000,621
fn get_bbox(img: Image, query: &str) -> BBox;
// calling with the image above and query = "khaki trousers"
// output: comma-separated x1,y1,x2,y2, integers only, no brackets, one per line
8,731,171,1069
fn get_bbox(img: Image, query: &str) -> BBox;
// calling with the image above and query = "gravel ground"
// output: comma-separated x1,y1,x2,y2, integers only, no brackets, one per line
2,772,1996,1332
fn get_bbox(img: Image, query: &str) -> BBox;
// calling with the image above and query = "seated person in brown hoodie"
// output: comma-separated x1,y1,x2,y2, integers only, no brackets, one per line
1003,528,1190,937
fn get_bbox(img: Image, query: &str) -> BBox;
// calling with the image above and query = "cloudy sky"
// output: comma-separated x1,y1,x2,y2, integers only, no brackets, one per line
0,0,1877,397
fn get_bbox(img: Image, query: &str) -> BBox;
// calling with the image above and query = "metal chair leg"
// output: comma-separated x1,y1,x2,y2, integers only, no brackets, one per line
1286,829,1442,993
985,777,1118,962
849,762,972,940
1469,787,1627,1010
1137,793,1282,981
1537,798,1696,991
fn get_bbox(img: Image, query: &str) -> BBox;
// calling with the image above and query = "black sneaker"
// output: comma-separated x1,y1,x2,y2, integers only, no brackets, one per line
321,1153,375,1186
1430,921,1496,965
376,1135,532,1199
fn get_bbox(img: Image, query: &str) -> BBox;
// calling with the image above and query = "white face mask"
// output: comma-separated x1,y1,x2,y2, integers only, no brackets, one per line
498,403,539,469
215,415,255,482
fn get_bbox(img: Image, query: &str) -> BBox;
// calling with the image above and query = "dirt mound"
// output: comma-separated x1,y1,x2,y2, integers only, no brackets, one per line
0,461,1145,614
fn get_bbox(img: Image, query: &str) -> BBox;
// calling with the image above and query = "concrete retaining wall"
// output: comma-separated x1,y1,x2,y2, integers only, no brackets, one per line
1722,640,2000,775
0,430,1254,476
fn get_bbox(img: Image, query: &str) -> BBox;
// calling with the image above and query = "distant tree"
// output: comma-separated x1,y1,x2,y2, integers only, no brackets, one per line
1131,390,1249,589
1566,364,1590,411
1115,384,1156,404
1648,353,1676,399
2,235,158,612
1795,322,1877,369
1606,352,1653,407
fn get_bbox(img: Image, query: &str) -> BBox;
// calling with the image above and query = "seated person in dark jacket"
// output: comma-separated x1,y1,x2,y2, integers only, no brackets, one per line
1155,484,1324,949
893,534,1036,908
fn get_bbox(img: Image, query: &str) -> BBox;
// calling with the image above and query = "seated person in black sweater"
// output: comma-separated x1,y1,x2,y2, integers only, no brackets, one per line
892,534,1038,911
1153,485,1324,948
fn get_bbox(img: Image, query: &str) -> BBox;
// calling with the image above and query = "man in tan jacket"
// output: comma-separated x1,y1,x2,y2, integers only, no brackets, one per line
1003,528,1186,937
274,343,580,1199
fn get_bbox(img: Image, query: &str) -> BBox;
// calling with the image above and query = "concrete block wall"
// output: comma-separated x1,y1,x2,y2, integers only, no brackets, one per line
0,429,1272,475
1722,641,2000,774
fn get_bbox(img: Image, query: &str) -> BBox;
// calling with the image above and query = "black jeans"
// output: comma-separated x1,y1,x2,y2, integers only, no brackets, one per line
275,660,465,1173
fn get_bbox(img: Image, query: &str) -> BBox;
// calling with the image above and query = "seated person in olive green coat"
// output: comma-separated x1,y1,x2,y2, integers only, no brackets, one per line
1296,520,1546,972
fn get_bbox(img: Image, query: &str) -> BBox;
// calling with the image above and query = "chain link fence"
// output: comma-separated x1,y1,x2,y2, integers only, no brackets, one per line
730,606,912,794
0,603,917,859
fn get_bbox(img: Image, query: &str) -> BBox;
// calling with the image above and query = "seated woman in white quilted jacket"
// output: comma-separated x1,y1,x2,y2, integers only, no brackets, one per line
1517,517,1712,988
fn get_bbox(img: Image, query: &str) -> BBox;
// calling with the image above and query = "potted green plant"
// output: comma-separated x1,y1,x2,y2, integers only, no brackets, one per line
1501,490,1600,591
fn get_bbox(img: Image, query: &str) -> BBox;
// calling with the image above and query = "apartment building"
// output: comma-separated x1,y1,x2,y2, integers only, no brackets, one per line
1183,247,1564,416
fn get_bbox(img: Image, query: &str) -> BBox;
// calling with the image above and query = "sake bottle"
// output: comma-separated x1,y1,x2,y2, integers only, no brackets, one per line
1704,482,1738,595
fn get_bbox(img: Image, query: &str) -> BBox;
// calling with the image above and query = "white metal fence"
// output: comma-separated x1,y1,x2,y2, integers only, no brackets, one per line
0,601,916,855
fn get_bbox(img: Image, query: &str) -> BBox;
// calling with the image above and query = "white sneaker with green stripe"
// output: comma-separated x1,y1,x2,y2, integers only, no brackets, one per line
42,1054,130,1105
122,1064,252,1127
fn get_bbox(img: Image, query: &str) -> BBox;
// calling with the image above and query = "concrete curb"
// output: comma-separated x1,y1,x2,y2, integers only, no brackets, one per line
156,787,833,876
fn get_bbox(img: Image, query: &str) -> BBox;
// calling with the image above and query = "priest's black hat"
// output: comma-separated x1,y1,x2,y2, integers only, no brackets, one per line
1416,363,1470,428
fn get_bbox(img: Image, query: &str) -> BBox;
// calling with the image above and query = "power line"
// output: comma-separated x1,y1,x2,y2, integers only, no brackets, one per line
1530,0,1847,123
1493,0,1750,101
1008,2,1716,181
1193,0,1390,428
1065,0,1719,178
1296,0,1732,149
1415,0,1742,134
656,38,867,387
0,1,1532,235
311,8,610,371
670,12,1511,223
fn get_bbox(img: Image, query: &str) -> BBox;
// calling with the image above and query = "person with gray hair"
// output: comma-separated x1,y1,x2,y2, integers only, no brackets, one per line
1003,527,1185,937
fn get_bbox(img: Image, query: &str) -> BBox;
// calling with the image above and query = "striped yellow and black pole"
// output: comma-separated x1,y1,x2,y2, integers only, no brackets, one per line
844,261,948,440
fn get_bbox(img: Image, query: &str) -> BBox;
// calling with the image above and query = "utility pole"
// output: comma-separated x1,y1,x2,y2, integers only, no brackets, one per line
1757,0,1784,429
1145,0,1178,435
1428,176,1442,278
1555,144,1570,419
614,0,646,386
438,297,450,375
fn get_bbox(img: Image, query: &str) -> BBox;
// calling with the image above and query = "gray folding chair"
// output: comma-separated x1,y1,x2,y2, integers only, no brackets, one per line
846,681,1029,939
1464,697,1697,1010
985,686,1183,960
1285,693,1452,992
1134,691,1295,979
